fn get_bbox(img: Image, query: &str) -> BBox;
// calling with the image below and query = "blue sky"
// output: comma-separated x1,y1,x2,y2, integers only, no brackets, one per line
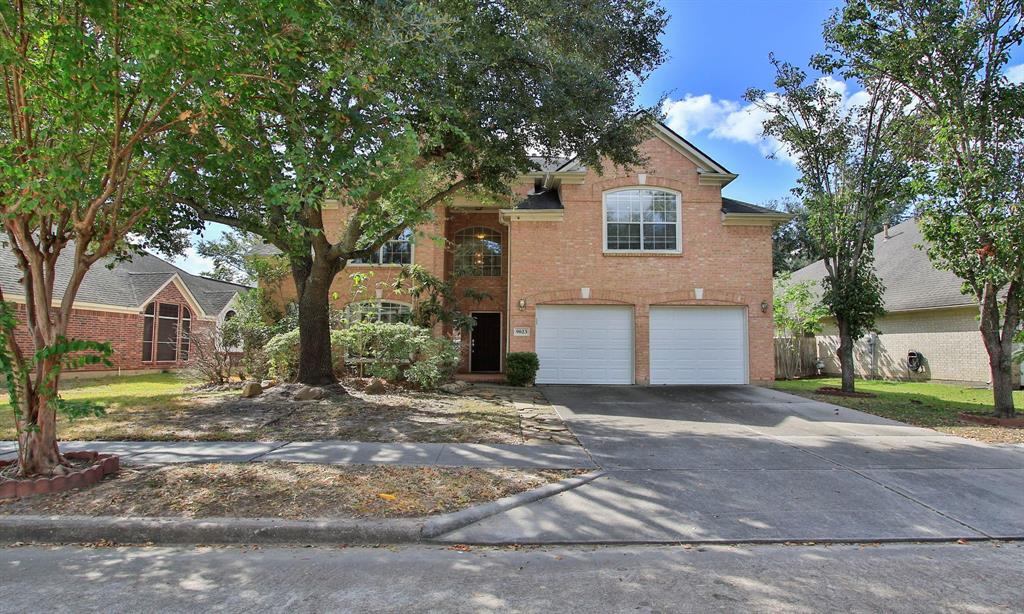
173,0,1023,276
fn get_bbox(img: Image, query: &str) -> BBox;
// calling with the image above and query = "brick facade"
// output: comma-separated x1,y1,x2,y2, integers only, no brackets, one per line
816,307,1023,386
8,280,213,374
263,132,779,384
506,137,775,384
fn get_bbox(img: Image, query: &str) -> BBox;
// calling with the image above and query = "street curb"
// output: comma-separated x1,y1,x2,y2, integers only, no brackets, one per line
421,470,606,539
0,472,606,546
0,515,424,546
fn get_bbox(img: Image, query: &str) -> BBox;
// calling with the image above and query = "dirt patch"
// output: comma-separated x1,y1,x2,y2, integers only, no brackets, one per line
0,462,573,519
957,413,1024,428
40,381,567,445
815,387,878,398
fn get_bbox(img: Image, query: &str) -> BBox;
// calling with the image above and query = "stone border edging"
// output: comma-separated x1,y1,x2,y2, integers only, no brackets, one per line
0,452,119,499
0,471,605,546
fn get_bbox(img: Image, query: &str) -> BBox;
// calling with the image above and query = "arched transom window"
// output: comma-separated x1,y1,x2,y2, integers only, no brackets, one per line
343,300,413,324
454,227,502,276
603,188,681,253
143,302,192,362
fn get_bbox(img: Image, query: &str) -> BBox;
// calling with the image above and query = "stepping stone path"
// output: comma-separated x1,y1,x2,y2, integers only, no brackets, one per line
454,383,580,446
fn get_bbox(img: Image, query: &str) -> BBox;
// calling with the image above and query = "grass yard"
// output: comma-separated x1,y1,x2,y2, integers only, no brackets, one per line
0,462,573,519
774,377,1024,444
0,372,552,444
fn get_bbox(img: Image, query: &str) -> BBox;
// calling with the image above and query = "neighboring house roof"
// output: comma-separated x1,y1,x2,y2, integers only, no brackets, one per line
790,218,974,313
0,246,249,317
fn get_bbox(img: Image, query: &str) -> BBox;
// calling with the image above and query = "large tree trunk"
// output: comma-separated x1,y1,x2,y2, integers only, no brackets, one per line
15,362,64,477
292,258,341,386
979,291,1017,418
836,318,856,393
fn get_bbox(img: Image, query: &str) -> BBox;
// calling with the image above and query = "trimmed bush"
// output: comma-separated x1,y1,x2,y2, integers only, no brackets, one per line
506,352,540,386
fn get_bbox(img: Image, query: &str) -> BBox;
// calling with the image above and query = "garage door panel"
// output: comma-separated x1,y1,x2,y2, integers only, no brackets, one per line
650,307,747,385
536,305,633,384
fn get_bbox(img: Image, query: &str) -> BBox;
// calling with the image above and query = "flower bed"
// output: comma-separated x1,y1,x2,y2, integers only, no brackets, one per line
0,452,119,499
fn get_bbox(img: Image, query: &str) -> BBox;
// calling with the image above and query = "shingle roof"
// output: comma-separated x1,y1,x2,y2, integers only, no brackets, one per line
721,197,783,215
0,245,248,317
528,156,580,173
515,188,563,210
790,218,974,312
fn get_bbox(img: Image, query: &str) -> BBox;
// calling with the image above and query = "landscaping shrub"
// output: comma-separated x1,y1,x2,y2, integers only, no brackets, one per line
405,337,460,389
187,326,242,384
506,352,540,386
266,328,347,381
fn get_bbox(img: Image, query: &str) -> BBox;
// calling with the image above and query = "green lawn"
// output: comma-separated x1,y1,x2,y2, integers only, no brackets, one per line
774,377,1024,443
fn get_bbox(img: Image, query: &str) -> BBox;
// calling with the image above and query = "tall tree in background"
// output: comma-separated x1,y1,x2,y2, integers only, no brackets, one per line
196,231,264,285
171,0,668,386
0,1,232,475
747,58,916,392
770,198,820,274
825,0,1024,417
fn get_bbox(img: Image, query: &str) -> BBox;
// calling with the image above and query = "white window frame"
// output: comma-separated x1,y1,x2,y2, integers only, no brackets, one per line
343,300,414,324
349,229,415,267
602,187,683,254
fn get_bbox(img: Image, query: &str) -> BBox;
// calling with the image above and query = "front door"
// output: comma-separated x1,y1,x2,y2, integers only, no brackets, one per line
471,312,502,372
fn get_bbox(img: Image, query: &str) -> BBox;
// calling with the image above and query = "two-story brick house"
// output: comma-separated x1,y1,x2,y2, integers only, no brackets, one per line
265,121,788,384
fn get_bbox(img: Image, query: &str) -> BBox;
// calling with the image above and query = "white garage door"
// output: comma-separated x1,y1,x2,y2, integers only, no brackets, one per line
649,306,747,384
535,305,633,384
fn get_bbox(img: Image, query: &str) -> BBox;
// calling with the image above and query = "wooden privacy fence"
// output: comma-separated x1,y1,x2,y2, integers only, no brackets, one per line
774,336,819,380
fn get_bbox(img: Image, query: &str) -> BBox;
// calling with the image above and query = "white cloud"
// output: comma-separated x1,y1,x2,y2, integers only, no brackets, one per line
662,94,738,138
171,246,215,277
662,77,868,167
1007,64,1024,84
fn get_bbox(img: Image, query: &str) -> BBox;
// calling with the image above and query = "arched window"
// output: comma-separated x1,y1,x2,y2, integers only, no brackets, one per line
343,300,412,324
142,301,192,362
603,188,681,253
454,227,502,276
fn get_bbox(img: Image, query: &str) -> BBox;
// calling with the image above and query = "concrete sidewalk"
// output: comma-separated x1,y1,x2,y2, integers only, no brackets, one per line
0,440,596,469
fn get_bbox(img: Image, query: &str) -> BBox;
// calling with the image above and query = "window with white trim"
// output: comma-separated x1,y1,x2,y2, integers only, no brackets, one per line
351,228,413,265
343,300,413,324
604,189,681,252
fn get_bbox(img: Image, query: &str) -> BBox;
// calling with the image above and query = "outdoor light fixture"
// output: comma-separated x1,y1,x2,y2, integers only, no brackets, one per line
518,298,527,310
761,300,769,313
694,287,704,300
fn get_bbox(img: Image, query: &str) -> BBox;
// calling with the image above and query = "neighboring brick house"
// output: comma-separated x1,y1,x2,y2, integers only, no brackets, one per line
790,219,1024,387
261,121,788,385
0,249,248,376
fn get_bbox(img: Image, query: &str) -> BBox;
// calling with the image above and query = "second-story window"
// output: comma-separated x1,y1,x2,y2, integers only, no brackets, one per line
604,188,681,253
454,227,502,276
351,228,413,265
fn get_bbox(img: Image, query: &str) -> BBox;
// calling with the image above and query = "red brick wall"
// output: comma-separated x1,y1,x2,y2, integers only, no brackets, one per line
445,210,509,372
506,136,776,384
8,280,212,373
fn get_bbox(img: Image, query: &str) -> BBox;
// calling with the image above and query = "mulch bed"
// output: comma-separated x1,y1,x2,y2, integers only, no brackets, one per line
814,386,878,398
958,412,1024,429
0,462,574,519
0,452,119,499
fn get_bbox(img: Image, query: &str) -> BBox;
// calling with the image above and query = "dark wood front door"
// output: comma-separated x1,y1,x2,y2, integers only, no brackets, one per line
471,312,502,372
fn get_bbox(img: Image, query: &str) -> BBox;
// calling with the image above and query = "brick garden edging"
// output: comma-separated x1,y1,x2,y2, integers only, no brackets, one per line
0,452,119,499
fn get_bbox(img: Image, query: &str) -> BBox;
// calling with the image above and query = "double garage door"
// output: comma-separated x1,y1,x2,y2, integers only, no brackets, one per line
535,305,747,385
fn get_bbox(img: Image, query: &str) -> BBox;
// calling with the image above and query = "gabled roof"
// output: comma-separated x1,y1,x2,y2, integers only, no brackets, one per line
790,218,975,313
0,245,249,317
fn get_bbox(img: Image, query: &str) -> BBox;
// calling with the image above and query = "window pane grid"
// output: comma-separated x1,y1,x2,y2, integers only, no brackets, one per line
454,227,502,277
352,229,412,265
605,189,679,252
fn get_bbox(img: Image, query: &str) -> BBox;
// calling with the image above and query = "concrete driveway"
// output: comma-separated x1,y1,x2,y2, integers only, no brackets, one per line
439,385,1024,544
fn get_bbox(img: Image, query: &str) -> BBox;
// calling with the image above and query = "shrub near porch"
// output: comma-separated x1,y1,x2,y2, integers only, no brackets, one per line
775,378,1024,444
